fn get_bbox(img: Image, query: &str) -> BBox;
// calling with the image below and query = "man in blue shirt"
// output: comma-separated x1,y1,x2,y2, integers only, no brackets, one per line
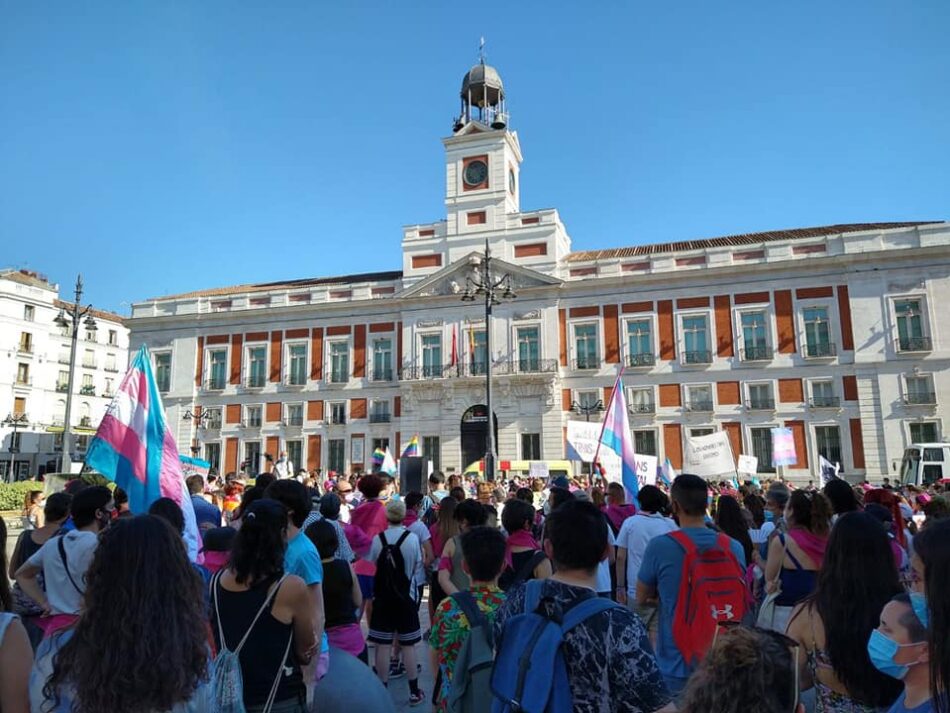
265,480,326,664
187,475,222,530
637,473,746,696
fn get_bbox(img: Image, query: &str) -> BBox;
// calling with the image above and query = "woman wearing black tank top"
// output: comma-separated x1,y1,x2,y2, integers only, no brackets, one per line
212,499,317,713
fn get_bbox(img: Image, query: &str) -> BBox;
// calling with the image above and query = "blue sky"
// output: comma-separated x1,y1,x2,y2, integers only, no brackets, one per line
1,1,948,314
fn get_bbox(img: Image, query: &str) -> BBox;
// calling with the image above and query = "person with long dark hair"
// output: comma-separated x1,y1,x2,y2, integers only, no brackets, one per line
786,512,903,711
1,515,31,713
715,495,754,566
823,479,861,521
31,515,212,712
911,518,950,712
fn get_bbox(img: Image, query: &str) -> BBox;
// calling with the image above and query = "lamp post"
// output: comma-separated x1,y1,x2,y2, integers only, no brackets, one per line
461,238,516,482
3,412,29,483
571,399,604,481
183,408,211,458
54,275,98,474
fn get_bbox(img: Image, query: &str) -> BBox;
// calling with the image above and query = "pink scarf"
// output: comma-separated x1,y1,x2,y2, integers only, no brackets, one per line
350,500,387,576
505,529,541,568
788,528,829,568
605,503,637,533
403,510,419,528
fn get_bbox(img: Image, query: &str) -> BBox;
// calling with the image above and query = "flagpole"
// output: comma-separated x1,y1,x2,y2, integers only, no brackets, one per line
591,366,625,483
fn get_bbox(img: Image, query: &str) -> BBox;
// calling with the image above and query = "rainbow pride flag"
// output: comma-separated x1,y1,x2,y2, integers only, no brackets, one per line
401,435,420,458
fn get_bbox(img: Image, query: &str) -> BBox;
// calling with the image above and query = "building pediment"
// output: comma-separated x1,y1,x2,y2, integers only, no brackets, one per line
402,253,561,299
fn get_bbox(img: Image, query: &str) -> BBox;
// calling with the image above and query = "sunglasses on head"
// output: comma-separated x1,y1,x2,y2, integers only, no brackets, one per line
713,622,800,713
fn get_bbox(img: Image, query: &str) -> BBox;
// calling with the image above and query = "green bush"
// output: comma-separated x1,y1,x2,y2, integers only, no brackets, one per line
0,480,43,512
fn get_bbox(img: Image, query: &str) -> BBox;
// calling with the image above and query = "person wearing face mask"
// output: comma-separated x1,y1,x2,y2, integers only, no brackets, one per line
870,593,932,712
911,519,950,713
14,486,114,638
274,450,294,479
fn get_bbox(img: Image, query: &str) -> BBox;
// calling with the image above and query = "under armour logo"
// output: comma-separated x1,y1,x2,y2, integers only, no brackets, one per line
711,604,735,620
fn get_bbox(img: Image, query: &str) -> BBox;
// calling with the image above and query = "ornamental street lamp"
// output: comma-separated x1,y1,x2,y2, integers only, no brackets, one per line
54,275,98,473
183,408,212,457
460,238,516,482
3,412,29,483
571,399,604,479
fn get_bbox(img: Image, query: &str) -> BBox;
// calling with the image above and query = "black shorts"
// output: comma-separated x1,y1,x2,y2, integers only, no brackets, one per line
367,592,422,645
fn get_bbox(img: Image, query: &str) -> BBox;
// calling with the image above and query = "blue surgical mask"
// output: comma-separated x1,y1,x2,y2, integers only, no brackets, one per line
867,630,920,680
764,511,774,523
910,592,930,629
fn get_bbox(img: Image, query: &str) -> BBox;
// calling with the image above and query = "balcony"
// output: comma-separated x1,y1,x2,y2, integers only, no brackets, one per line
82,360,98,369
104,365,119,373
57,355,71,365
17,344,33,355
371,367,394,382
205,379,227,392
685,400,714,412
745,398,776,411
369,412,392,424
242,418,262,429
402,359,558,380
284,416,304,428
508,359,558,375
573,357,600,371
627,353,656,368
326,370,350,384
740,346,773,362
809,396,841,408
244,374,267,389
897,337,933,353
56,382,69,392
682,350,712,365
284,373,307,388
14,377,33,388
804,342,837,359
402,364,447,380
628,402,657,414
79,417,92,428
329,414,347,425
905,392,937,406
79,384,96,396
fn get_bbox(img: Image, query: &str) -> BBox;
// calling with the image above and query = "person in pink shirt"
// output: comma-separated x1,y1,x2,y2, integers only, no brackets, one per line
349,474,389,618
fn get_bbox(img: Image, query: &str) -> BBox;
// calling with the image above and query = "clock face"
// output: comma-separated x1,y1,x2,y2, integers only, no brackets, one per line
463,159,488,187
508,168,516,194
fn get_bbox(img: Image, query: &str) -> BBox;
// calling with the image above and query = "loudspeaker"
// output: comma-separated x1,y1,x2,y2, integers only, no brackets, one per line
399,457,425,494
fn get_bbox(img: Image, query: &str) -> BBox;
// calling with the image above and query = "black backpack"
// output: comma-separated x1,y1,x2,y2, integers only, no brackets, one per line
498,550,547,592
373,530,412,603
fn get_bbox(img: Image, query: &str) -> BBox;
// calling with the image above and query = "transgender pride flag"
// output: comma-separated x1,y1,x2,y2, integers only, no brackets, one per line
85,346,200,560
595,373,640,505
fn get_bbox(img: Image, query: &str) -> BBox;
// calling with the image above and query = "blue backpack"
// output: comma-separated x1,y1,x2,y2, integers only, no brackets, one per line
490,579,621,713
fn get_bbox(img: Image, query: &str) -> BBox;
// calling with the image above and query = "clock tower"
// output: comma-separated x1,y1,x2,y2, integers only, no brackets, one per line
442,58,523,237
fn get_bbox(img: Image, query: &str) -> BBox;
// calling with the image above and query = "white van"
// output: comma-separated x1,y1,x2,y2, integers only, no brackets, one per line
898,443,950,487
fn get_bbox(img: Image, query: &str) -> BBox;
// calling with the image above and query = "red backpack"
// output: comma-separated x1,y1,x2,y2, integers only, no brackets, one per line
668,530,748,667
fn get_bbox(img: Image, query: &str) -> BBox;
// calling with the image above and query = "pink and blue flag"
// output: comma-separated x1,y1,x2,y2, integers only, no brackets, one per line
85,346,200,560
596,373,639,504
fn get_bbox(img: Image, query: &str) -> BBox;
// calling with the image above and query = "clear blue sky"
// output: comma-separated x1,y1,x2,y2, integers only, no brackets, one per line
1,1,948,315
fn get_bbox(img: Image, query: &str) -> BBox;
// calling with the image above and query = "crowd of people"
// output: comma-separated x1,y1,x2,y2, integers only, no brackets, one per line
0,465,948,713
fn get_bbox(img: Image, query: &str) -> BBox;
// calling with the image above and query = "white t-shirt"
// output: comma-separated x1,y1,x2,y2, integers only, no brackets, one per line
595,524,616,594
617,512,679,595
26,530,99,615
367,525,424,601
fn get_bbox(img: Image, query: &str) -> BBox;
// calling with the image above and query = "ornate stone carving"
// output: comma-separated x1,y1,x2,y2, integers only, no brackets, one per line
416,319,444,328
514,309,541,320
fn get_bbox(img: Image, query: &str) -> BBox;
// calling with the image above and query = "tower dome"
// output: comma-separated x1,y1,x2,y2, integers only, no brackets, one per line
456,58,509,131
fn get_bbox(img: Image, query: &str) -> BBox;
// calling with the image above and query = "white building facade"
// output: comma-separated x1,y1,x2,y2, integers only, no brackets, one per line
0,270,130,479
127,61,950,484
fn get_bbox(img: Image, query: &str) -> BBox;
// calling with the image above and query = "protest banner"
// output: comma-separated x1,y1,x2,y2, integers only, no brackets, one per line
684,431,737,478
737,454,759,478
771,427,797,467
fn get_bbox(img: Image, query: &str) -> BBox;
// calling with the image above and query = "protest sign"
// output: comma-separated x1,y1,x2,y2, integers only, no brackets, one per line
684,431,737,478
771,428,797,467
737,454,759,477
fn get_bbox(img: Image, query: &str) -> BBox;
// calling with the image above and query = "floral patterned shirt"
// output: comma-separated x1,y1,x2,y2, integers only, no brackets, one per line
429,585,506,711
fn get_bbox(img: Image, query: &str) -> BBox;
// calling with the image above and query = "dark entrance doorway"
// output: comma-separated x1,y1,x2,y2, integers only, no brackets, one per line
460,404,498,471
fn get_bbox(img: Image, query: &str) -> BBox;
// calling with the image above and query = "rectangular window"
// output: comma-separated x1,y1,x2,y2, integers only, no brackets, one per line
23,305,34,322
85,330,97,343
329,342,349,383
516,327,541,372
626,319,654,366
372,438,390,454
81,373,93,388
370,400,391,423
747,383,774,410
521,433,542,460
329,402,346,425
57,371,69,391
469,330,487,375
895,299,929,351
686,384,713,411
910,422,939,443
245,405,262,428
574,324,599,369
421,334,443,378
690,427,715,438
108,329,118,346
286,403,304,427
906,375,936,405
104,378,114,396
740,312,771,360
16,363,30,384
328,439,346,473
19,332,32,353
803,307,835,357
75,435,90,451
629,387,655,413
634,430,657,456
422,436,440,471
243,442,261,476
205,408,222,429
576,389,602,413
204,443,221,472
83,349,96,369
287,440,303,471
287,343,308,385
750,427,776,473
247,346,267,387
682,316,711,363
814,426,842,465
13,397,26,416
372,339,393,381
208,349,227,389
810,380,838,408
105,353,117,372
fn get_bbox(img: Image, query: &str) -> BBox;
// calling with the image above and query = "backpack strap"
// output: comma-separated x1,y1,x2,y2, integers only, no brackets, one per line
56,535,84,595
216,573,289,654
561,596,620,634
667,529,697,556
395,529,411,549
261,628,294,713
779,534,805,571
509,551,546,590
523,578,545,615
451,590,487,630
